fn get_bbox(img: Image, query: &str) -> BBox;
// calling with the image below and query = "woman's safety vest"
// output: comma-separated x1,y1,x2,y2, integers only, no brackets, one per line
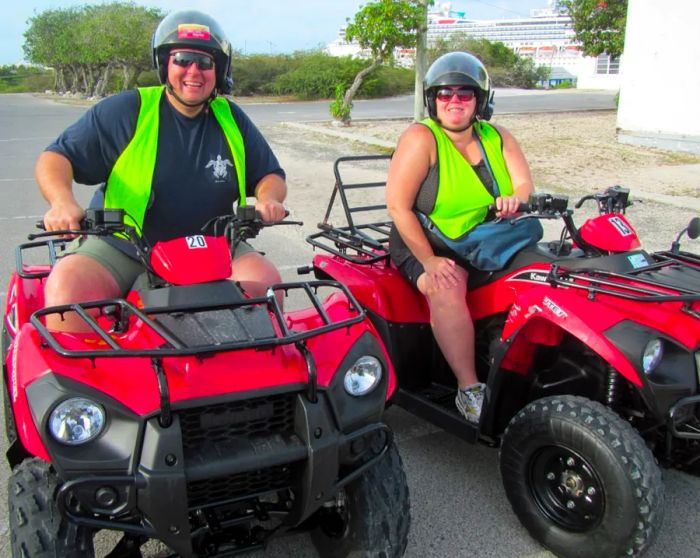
105,86,247,234
422,118,513,239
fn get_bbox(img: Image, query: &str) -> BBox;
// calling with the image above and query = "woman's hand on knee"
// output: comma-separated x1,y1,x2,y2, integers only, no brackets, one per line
423,256,461,292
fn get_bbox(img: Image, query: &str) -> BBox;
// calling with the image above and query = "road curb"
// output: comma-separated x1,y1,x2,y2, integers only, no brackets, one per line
281,121,397,150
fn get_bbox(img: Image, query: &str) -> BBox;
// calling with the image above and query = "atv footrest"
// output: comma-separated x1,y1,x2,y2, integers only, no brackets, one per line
396,385,478,443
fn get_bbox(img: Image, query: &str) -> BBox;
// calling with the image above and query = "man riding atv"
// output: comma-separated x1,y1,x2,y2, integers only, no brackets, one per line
4,9,411,558
36,8,287,332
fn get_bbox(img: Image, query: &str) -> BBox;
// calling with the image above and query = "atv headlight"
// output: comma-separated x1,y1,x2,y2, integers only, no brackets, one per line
343,355,382,397
49,398,105,445
642,339,664,375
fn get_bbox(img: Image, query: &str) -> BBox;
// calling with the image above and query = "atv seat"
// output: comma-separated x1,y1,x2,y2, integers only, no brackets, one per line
468,241,585,289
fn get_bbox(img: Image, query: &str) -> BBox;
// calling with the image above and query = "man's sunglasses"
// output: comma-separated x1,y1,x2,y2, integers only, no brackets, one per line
435,88,476,102
170,51,215,71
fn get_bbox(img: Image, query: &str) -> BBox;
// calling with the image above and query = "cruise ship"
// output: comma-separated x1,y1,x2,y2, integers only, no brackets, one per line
427,2,582,79
327,1,591,82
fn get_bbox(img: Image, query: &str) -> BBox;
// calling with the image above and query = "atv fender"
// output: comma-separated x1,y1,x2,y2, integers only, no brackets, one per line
501,286,642,387
313,254,429,322
4,272,46,337
5,327,50,461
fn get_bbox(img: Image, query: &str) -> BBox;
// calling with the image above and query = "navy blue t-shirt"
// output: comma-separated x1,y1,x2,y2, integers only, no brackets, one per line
47,89,285,244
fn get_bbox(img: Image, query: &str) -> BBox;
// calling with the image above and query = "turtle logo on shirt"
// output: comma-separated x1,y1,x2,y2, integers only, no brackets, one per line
206,155,234,181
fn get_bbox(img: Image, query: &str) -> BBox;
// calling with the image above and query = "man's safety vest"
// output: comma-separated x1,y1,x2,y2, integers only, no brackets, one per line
105,86,246,234
421,118,513,239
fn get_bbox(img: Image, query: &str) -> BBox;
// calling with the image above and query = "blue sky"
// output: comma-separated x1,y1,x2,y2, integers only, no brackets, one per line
1,0,548,64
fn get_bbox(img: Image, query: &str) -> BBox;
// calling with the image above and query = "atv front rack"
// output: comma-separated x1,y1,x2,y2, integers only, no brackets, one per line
549,251,700,311
30,280,365,358
306,154,391,264
15,237,71,278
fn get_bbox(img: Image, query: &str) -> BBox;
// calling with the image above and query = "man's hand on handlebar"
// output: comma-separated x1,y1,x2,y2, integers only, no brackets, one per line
43,201,85,235
255,200,286,223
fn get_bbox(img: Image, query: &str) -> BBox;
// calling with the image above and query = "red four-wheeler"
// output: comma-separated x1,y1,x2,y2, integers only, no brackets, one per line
2,206,410,557
303,155,700,558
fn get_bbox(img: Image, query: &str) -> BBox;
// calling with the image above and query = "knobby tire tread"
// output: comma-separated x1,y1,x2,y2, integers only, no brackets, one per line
499,395,664,558
9,457,94,558
312,440,410,558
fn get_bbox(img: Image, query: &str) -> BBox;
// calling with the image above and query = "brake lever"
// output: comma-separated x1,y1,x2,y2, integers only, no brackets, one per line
28,228,84,241
270,219,304,226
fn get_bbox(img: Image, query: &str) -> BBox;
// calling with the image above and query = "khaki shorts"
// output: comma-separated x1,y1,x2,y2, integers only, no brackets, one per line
65,236,257,293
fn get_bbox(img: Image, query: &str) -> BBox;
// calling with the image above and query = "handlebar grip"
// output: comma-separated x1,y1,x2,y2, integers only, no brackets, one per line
36,218,89,231
487,202,531,213
574,195,594,209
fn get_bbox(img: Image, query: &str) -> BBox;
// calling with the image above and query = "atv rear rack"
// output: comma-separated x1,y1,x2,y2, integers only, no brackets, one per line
30,280,365,358
306,154,391,264
549,251,700,308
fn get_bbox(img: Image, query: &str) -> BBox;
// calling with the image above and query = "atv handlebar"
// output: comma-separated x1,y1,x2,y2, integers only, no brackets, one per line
202,206,302,245
574,185,632,214
488,192,571,221
30,208,129,240
30,207,302,254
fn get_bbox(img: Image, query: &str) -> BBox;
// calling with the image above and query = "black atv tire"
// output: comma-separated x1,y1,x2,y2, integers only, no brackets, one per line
9,457,95,558
311,439,410,558
499,395,664,558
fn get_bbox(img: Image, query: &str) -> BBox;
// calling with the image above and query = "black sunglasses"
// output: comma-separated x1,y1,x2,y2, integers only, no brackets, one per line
170,51,215,71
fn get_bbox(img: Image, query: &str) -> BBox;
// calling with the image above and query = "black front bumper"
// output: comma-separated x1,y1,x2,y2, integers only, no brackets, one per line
50,391,390,557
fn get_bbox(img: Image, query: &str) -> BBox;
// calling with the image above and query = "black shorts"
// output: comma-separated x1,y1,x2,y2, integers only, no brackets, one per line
389,224,469,289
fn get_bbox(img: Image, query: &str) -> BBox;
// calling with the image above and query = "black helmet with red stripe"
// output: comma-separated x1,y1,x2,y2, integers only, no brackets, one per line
152,10,233,94
424,51,493,121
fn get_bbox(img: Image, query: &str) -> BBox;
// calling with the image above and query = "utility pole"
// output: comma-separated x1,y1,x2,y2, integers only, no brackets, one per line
413,0,429,122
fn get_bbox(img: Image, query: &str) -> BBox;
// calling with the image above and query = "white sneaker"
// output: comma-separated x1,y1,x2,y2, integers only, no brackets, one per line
455,383,486,423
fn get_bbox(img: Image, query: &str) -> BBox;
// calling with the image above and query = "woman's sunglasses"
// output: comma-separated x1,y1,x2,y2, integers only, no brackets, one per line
170,51,215,71
435,88,476,103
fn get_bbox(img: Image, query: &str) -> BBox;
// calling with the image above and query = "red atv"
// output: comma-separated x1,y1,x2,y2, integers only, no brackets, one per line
2,206,410,557
303,155,700,558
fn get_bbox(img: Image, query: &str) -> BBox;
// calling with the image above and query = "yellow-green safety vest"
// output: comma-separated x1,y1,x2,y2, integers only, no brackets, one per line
422,118,513,239
105,86,247,234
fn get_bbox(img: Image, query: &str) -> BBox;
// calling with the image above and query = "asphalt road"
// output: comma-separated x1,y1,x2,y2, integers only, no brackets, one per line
238,87,616,123
0,92,698,558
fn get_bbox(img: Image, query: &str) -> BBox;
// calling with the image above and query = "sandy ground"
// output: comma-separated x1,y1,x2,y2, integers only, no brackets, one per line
271,110,700,254
315,111,700,199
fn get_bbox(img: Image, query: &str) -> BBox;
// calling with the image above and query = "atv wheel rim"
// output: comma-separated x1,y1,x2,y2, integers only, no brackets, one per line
528,446,605,532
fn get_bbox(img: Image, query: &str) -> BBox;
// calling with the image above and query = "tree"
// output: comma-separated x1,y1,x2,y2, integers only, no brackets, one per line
413,0,431,122
23,8,82,91
428,34,549,88
560,0,627,59
23,2,162,96
331,0,426,125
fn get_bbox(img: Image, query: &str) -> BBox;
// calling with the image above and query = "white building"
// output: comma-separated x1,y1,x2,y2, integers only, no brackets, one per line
616,0,700,154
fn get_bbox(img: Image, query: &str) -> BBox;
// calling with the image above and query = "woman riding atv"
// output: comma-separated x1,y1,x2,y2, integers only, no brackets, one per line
386,51,542,424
